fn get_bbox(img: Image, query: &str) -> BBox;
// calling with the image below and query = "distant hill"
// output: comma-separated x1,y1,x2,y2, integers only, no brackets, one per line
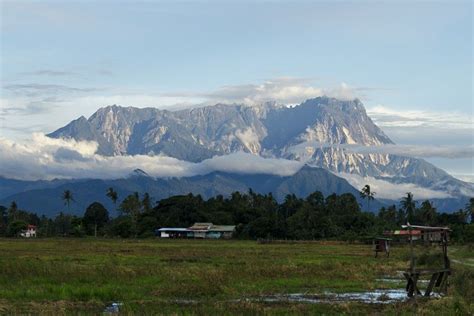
0,166,384,217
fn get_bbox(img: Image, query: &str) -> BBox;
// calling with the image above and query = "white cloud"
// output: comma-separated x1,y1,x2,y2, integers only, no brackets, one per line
338,172,452,200
367,105,473,129
346,144,474,159
451,174,474,184
0,134,459,200
190,78,361,106
0,134,303,181
288,141,474,159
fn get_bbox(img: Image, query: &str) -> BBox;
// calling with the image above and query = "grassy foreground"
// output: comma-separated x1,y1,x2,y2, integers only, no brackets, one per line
0,239,472,315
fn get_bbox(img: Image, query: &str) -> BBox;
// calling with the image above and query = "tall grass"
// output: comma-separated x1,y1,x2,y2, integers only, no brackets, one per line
0,239,472,314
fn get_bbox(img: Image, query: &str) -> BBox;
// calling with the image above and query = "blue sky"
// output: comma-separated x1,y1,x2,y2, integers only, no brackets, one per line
0,0,473,179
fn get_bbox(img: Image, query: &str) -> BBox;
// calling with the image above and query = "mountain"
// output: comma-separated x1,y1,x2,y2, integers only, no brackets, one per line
48,96,473,208
0,166,382,217
48,98,392,160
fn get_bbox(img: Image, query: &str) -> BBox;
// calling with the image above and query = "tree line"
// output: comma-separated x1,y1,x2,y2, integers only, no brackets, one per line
1,186,473,242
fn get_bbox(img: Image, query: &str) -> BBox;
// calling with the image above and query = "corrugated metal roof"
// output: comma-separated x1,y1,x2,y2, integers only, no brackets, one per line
401,225,451,231
189,222,213,230
209,225,236,232
157,228,190,232
393,230,421,235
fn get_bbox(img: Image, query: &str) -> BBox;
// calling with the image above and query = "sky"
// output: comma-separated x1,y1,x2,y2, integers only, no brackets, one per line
0,0,473,180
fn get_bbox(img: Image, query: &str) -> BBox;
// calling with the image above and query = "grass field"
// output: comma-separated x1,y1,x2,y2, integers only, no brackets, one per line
0,239,472,315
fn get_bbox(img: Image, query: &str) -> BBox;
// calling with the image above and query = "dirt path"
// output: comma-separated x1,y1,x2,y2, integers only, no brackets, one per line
451,258,474,267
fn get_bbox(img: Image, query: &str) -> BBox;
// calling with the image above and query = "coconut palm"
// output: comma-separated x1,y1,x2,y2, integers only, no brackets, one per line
360,184,375,212
401,192,416,224
62,190,74,212
106,187,118,208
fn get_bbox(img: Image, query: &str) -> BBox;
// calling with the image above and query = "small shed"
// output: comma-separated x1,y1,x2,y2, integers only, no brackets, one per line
401,224,451,297
373,237,391,257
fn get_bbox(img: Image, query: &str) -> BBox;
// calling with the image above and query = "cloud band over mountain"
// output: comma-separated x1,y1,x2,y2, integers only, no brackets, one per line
0,133,303,181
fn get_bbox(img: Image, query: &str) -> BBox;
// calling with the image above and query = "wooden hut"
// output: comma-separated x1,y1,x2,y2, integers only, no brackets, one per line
401,224,451,297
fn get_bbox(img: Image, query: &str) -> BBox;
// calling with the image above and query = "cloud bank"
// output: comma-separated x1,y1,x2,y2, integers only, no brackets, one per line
289,142,474,159
367,105,473,130
0,134,303,181
193,78,361,105
0,134,462,201
338,172,452,200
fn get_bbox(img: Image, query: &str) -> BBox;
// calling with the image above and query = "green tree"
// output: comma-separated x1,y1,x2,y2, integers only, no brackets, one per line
142,193,153,213
401,192,416,224
0,205,7,236
360,185,375,212
378,204,398,228
6,220,27,237
119,192,142,237
7,201,18,222
83,202,109,237
55,212,73,236
62,190,74,212
416,200,437,226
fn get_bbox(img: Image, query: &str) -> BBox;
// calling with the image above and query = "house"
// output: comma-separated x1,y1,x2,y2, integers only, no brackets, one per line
188,222,213,238
387,225,450,243
155,222,236,239
156,227,191,238
208,225,235,239
20,225,37,238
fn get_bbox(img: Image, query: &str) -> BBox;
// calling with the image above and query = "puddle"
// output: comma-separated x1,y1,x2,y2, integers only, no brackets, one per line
257,289,410,304
376,278,404,283
377,277,429,284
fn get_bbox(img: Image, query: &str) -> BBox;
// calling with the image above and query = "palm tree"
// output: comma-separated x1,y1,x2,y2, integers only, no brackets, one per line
401,192,416,224
106,187,118,211
62,190,74,212
419,200,436,225
360,184,375,212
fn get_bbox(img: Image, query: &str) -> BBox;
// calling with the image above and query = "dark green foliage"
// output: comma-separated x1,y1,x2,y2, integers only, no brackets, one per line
1,191,473,241
452,267,474,305
464,224,474,243
107,216,133,238
6,220,27,237
0,205,7,235
400,192,416,224
83,202,109,237
119,192,141,237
